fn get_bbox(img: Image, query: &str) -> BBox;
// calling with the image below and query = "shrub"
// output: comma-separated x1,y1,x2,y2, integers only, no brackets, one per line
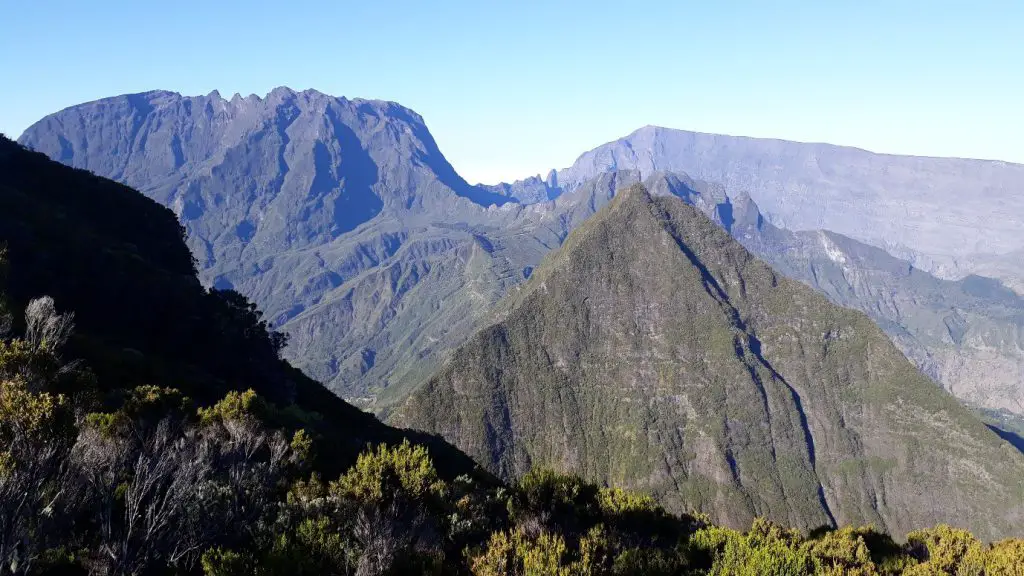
985,538,1024,576
332,439,445,504
597,487,659,515
201,547,254,576
905,525,984,575
469,528,576,576
198,388,267,425
512,469,601,533
805,526,878,574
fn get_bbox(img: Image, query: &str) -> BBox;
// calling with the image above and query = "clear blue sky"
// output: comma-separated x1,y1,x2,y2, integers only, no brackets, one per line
2,1,1022,183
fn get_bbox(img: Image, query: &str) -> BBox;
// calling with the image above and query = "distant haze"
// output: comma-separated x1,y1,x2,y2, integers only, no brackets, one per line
3,1,1024,183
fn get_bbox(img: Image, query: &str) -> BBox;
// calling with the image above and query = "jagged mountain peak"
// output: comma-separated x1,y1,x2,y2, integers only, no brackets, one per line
20,87,447,188
50,86,420,116
18,87,514,266
17,89,525,401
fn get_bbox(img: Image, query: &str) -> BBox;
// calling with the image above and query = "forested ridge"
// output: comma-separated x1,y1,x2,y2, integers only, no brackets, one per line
2,135,1023,575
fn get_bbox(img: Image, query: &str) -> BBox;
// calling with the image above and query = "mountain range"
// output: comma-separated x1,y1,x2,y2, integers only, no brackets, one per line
549,125,1024,292
10,87,1024,546
18,87,1024,419
18,88,551,405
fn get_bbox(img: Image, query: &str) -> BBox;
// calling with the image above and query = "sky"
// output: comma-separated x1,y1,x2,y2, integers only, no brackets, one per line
2,0,1023,184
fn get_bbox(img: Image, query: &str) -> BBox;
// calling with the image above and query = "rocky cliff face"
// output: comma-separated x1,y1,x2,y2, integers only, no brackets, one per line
18,88,544,403
396,185,1024,540
551,126,1024,290
638,171,1024,416
737,217,1024,416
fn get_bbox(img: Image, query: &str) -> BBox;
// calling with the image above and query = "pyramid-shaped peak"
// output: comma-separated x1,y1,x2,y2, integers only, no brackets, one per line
611,182,654,207
401,188,1024,540
570,183,665,237
617,181,652,199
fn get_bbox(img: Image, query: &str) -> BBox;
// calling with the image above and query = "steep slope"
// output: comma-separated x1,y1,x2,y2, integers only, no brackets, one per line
551,126,1024,289
17,88,555,404
637,171,1024,416
524,169,1024,417
397,185,1024,540
0,134,478,477
736,216,1024,416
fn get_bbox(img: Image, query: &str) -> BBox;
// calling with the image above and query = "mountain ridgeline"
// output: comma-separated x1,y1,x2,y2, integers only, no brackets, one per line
552,126,1024,291
19,89,1024,421
17,88,563,405
642,170,1024,417
396,185,1024,541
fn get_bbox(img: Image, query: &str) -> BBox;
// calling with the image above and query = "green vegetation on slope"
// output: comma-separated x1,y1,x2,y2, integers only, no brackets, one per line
0,134,484,573
397,184,1024,541
5,347,1019,576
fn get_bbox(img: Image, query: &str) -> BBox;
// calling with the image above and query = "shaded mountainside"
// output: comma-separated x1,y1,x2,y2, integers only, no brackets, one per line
0,134,478,478
396,185,1024,540
551,126,1024,289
